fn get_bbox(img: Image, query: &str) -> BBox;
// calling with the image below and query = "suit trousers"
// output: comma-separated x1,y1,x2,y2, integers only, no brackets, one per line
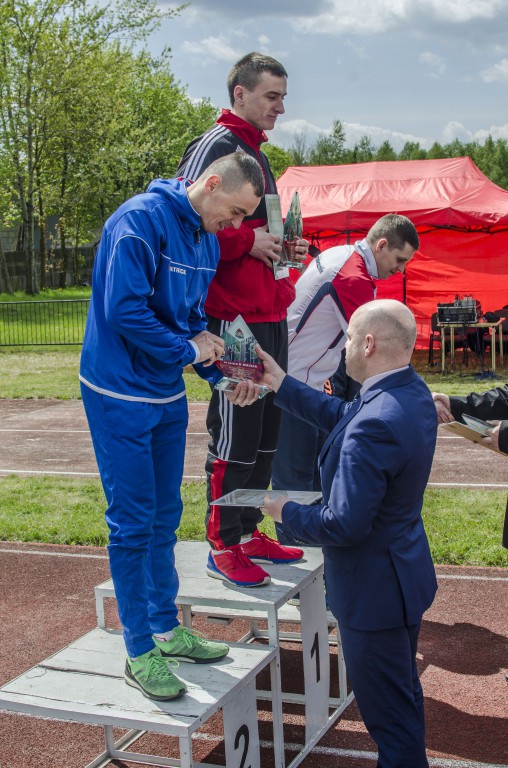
340,622,429,768
81,385,187,658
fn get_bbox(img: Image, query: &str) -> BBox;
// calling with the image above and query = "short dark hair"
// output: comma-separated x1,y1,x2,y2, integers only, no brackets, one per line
367,214,419,252
227,52,288,107
202,151,264,198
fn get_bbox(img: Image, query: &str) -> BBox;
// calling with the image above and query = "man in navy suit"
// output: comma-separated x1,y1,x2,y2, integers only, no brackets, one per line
250,299,438,768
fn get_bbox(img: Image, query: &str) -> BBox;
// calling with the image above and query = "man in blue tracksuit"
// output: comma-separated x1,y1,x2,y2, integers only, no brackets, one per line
80,152,263,701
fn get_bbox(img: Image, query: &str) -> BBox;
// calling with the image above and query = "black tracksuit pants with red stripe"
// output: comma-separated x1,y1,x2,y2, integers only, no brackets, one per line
205,317,288,549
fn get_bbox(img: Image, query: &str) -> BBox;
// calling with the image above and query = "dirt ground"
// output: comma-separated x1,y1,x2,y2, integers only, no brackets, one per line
1,397,508,487
0,399,507,768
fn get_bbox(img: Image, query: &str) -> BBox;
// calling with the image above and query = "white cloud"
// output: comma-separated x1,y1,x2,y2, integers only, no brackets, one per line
154,0,508,158
474,124,508,142
440,121,473,144
271,118,428,153
426,0,503,23
345,40,369,59
293,1,405,35
344,122,428,152
481,58,508,82
274,119,508,153
160,0,329,20
290,0,507,36
181,36,241,63
271,119,324,148
419,51,446,77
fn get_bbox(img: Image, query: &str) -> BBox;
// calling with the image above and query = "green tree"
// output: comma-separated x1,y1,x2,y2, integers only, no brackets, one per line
443,138,466,158
42,44,217,286
491,138,508,189
398,141,427,160
308,119,347,165
375,140,397,161
0,0,178,293
262,142,293,179
287,132,309,165
350,135,375,163
426,141,445,159
42,41,135,286
474,136,508,190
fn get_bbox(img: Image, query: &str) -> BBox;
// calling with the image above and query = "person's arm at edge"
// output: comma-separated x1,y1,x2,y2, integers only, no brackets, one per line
434,389,508,453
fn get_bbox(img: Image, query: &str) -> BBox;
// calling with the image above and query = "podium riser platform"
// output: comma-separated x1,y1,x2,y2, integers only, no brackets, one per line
0,628,275,768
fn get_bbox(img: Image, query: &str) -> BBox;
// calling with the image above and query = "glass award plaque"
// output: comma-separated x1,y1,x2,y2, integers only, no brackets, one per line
212,489,323,507
214,316,271,399
266,192,306,280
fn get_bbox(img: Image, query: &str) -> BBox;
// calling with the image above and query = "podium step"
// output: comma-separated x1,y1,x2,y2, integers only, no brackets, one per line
0,627,276,768
95,541,329,631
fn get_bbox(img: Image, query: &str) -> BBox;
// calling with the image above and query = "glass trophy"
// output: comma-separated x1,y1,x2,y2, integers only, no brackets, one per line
266,191,306,280
214,315,271,399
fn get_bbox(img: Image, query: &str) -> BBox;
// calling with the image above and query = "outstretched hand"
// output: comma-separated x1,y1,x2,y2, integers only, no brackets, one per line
221,346,286,407
224,379,264,406
432,392,453,423
481,421,501,452
256,345,286,392
432,391,502,451
261,494,288,523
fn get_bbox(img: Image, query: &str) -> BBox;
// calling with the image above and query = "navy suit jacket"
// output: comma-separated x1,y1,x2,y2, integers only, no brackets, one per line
275,366,438,631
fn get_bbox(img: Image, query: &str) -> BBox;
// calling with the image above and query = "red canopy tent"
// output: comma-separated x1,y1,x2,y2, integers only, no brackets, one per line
277,157,508,348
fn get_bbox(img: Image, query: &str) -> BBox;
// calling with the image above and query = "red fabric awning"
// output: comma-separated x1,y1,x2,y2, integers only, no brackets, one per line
277,158,508,347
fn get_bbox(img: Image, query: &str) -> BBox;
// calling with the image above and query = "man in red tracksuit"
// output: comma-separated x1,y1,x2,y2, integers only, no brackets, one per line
178,52,307,587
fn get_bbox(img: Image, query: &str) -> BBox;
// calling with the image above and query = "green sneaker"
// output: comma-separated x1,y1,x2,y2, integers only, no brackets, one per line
124,647,187,701
154,626,229,664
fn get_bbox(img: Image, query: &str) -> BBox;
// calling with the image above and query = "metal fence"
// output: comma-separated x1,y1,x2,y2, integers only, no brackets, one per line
0,299,90,346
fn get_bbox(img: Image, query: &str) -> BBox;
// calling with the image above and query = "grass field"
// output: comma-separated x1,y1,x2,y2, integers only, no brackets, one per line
1,289,507,566
0,475,506,566
2,288,507,399
1,344,507,400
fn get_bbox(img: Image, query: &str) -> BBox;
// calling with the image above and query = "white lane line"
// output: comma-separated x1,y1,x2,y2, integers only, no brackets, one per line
0,428,463,436
0,468,100,476
0,429,207,435
0,429,90,433
428,482,508,488
437,574,508,581
1,467,504,488
1,460,202,477
191,732,507,768
0,547,107,559
0,547,504,586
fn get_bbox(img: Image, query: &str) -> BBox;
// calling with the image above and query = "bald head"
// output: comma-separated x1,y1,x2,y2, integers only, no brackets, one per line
345,300,416,383
354,300,416,353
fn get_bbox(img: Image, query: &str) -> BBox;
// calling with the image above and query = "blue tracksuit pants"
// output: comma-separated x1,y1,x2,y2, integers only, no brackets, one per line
81,385,188,658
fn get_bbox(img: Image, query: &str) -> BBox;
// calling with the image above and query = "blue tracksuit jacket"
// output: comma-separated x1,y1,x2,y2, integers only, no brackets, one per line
80,178,222,402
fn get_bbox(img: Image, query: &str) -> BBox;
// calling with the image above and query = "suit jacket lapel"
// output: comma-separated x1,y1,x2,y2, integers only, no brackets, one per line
318,395,364,465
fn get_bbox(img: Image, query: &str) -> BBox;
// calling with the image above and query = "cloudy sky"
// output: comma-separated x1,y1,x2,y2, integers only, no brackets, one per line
152,0,508,152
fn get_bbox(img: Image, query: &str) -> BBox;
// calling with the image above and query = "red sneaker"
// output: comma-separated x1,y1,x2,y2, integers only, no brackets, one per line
241,530,304,564
207,546,271,587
